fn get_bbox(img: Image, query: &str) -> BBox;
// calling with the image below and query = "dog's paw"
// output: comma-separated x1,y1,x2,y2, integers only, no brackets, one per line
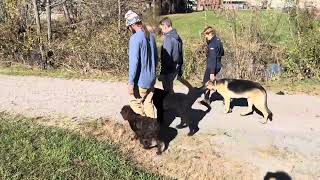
224,109,231,114
187,127,199,136
156,151,162,155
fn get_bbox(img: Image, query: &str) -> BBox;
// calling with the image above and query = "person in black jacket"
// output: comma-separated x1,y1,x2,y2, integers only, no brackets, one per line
159,17,184,93
201,26,225,106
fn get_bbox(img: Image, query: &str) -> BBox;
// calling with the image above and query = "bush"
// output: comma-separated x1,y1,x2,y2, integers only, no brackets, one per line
179,10,285,82
0,0,152,75
282,9,320,79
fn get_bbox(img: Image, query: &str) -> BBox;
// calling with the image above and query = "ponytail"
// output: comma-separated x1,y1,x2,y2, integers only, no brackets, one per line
142,24,150,39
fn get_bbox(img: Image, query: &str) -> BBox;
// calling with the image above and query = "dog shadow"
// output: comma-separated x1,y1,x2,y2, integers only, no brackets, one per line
154,78,211,137
210,94,265,118
209,93,248,109
121,78,212,154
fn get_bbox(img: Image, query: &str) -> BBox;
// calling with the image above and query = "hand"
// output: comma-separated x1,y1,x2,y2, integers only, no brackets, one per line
210,74,216,81
128,84,134,95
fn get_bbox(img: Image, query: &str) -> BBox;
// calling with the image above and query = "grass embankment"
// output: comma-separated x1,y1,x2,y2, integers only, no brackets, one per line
0,113,164,179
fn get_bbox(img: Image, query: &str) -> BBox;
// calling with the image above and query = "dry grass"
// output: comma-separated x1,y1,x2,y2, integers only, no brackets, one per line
8,112,259,180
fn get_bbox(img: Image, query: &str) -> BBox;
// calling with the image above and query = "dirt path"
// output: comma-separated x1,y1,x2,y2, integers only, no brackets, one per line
1,74,320,179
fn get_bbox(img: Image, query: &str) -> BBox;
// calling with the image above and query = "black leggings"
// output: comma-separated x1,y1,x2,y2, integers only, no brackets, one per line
202,68,221,84
203,68,221,101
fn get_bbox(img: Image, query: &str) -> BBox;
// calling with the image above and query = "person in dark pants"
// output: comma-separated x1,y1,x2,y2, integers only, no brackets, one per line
158,17,184,93
200,26,224,106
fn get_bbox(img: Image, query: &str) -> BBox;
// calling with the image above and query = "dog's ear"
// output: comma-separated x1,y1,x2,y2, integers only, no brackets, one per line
120,105,133,120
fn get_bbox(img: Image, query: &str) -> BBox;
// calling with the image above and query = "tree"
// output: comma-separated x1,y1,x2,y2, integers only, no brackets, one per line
62,1,72,24
32,0,46,68
46,0,52,43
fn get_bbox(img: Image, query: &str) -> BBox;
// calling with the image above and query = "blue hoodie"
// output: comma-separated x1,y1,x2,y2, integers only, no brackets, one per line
128,30,158,89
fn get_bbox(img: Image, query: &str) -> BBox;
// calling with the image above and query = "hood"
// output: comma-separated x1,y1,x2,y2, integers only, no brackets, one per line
164,29,181,41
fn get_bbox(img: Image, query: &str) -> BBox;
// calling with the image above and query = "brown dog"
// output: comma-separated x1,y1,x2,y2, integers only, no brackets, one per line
120,105,164,155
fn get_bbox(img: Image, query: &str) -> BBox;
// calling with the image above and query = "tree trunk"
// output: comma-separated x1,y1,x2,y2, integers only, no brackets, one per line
118,0,121,32
63,2,72,24
46,0,52,43
32,0,46,68
152,0,156,18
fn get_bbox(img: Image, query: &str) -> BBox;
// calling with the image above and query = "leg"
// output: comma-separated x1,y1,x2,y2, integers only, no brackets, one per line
199,69,211,106
253,91,270,124
176,107,188,129
140,88,157,118
128,88,145,116
253,95,270,124
241,98,253,116
224,96,231,113
162,73,176,93
156,139,163,155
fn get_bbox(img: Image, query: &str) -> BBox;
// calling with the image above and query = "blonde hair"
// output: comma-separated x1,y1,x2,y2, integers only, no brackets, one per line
202,26,216,36
142,24,150,38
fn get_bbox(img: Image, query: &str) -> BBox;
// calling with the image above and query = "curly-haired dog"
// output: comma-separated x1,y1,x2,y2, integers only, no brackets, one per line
206,79,273,124
120,105,164,155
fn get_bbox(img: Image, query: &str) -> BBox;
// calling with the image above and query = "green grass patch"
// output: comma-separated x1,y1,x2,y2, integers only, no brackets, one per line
167,11,292,44
264,79,320,96
0,113,164,180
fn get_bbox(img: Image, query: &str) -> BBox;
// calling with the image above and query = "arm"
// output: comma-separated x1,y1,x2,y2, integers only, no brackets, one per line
172,38,183,76
171,38,181,64
128,36,140,86
162,36,173,64
151,34,158,68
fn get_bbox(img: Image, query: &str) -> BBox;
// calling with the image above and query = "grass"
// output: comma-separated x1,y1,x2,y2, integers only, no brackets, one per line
0,63,126,82
167,11,293,45
263,78,320,96
1,63,319,95
0,113,164,180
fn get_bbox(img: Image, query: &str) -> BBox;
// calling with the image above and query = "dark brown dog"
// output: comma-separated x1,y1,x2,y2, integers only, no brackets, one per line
120,105,164,155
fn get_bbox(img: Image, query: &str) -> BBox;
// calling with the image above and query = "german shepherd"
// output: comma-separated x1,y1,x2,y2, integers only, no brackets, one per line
120,105,164,155
206,79,273,124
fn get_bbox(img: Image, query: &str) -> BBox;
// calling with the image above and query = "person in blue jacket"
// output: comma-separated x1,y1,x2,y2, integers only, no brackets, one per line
125,10,158,118
201,26,225,106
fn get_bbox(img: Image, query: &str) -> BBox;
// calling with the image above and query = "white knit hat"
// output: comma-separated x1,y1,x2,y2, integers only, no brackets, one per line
125,10,141,27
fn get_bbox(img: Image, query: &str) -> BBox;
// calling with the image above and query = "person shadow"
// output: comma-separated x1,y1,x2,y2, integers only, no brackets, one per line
154,77,211,139
122,78,211,154
208,91,248,110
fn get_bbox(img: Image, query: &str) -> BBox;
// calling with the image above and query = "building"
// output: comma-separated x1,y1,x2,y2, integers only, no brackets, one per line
223,0,248,9
193,0,320,13
196,0,222,10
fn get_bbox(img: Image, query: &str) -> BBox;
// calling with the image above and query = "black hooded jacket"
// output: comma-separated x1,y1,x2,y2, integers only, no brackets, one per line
160,29,183,75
